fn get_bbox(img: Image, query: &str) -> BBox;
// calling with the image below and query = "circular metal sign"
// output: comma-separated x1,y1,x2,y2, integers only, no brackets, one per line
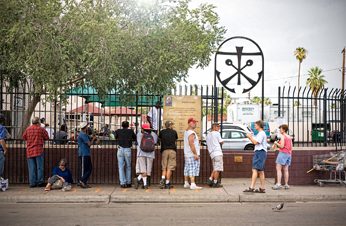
215,36,264,94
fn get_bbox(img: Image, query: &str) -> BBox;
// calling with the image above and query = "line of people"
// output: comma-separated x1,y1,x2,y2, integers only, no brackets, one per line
0,113,293,193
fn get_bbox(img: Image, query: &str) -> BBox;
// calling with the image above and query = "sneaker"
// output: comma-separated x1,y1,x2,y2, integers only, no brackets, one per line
272,184,282,190
63,184,72,191
120,184,127,188
85,184,92,188
159,178,165,189
133,178,139,189
126,184,132,188
212,183,223,188
183,183,190,189
79,180,87,189
207,179,213,187
165,183,173,189
143,185,149,190
190,184,202,190
284,184,290,189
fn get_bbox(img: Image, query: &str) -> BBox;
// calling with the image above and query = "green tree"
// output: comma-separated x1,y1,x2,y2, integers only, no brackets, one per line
250,96,272,105
306,66,327,106
294,47,307,89
0,0,225,135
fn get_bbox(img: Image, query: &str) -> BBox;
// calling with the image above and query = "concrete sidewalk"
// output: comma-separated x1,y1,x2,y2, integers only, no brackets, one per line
1,179,345,203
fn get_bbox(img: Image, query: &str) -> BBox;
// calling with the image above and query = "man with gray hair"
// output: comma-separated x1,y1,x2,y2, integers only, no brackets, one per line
23,117,49,188
158,120,178,189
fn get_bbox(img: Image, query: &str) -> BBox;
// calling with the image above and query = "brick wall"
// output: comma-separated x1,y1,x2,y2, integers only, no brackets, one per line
4,145,335,185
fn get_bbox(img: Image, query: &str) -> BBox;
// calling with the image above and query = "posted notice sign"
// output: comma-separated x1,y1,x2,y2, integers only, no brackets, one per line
163,95,202,141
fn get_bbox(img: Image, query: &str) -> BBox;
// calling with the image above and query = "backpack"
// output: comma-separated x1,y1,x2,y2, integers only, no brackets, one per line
140,132,155,153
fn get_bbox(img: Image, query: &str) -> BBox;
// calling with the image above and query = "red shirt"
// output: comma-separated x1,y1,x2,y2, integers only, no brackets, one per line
23,124,49,158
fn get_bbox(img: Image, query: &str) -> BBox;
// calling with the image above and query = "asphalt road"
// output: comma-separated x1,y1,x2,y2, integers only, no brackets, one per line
1,202,346,226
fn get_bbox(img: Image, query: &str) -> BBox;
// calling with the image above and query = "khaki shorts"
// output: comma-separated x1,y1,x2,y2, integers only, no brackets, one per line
212,155,224,172
136,156,154,176
161,149,177,171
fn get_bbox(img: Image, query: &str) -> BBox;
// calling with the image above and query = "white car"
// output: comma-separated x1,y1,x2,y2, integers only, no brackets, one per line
220,129,254,151
202,122,252,141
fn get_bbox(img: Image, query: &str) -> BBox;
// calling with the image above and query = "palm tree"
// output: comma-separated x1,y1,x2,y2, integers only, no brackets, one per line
306,66,327,106
294,47,307,89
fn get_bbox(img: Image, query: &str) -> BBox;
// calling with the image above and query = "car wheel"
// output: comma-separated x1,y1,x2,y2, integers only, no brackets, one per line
244,144,254,151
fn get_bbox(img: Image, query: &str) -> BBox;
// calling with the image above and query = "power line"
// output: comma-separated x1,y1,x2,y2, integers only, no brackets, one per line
264,67,342,82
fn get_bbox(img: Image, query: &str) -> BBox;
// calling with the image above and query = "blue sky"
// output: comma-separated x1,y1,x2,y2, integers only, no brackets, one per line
184,0,346,99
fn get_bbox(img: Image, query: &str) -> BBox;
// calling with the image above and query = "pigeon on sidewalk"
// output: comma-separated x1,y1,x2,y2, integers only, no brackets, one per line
272,202,284,211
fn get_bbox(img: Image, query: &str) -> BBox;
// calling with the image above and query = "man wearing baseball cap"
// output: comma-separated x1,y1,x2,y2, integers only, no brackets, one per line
158,120,178,189
77,122,97,188
183,117,202,190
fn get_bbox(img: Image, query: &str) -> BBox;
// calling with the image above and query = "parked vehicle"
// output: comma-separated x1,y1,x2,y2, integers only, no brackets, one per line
220,129,254,151
270,128,295,142
202,122,252,145
249,121,270,138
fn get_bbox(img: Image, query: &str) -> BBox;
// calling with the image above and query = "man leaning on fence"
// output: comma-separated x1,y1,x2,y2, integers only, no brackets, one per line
0,113,9,180
77,122,97,189
206,122,224,188
115,121,136,188
23,117,49,188
159,120,178,189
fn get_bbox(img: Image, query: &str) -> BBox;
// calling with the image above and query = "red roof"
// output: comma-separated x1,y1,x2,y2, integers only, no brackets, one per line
104,107,139,116
70,103,104,116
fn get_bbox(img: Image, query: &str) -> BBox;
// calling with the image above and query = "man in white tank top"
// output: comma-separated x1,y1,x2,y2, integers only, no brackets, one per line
183,117,202,190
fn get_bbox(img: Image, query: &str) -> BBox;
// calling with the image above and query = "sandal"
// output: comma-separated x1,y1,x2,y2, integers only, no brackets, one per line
254,188,266,193
243,187,255,192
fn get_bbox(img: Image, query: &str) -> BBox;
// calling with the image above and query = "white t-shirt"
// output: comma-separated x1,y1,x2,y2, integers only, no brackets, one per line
184,130,200,158
136,131,158,159
206,131,223,159
147,107,161,130
254,130,268,152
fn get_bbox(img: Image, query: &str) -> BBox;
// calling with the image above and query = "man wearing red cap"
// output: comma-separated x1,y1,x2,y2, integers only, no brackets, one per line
133,123,158,189
183,117,202,190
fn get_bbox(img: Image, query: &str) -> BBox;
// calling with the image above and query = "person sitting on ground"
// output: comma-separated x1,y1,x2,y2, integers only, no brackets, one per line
45,159,73,191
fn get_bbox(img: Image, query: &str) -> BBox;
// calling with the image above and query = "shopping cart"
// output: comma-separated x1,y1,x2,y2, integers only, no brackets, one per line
308,151,346,187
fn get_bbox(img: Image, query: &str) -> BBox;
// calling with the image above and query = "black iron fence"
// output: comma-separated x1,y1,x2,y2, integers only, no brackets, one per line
278,86,346,147
0,81,224,141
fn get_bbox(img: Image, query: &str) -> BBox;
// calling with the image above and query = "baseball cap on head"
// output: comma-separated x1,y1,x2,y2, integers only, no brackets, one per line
142,123,151,130
79,121,88,129
188,117,198,124
165,120,174,128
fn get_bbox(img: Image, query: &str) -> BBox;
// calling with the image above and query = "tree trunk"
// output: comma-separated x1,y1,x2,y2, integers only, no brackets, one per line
17,93,41,138
298,61,301,89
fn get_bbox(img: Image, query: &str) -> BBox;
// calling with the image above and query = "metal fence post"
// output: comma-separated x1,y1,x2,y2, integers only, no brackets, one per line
323,89,328,147
278,86,281,117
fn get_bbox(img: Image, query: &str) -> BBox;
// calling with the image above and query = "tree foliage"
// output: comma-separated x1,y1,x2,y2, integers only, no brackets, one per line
250,96,272,105
0,0,225,97
294,47,307,88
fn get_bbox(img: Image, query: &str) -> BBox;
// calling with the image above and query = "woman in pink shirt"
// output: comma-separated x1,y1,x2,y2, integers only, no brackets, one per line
272,124,293,190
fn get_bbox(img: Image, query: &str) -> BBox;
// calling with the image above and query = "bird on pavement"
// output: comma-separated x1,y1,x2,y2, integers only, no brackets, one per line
272,202,284,211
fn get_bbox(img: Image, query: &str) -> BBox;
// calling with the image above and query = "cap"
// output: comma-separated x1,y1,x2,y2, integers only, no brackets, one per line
188,117,198,124
165,120,174,128
79,121,88,129
142,123,151,130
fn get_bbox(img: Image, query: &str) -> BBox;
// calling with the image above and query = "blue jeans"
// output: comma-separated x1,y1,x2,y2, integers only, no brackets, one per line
27,154,44,186
117,147,132,185
0,151,5,177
